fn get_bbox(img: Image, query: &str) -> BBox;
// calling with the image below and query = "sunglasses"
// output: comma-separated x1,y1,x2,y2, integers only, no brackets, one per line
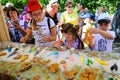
32,11,42,18
67,6,73,8
99,22,109,26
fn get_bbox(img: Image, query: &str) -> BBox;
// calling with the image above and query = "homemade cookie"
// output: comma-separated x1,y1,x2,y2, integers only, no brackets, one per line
0,52,7,56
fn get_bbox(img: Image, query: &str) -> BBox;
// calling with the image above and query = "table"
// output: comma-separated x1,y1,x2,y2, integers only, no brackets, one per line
0,42,120,80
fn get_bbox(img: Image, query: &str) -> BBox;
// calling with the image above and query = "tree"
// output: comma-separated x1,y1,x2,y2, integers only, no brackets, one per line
0,0,28,9
0,0,119,14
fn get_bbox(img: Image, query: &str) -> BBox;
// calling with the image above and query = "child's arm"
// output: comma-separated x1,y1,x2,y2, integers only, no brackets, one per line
88,28,114,39
52,40,63,51
97,29,114,39
42,26,56,42
20,27,32,43
52,36,66,50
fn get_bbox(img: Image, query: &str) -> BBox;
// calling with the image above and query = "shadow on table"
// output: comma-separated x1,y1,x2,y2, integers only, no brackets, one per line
0,73,13,80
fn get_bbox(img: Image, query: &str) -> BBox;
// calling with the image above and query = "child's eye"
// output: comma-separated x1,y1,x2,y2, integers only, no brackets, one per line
66,37,70,38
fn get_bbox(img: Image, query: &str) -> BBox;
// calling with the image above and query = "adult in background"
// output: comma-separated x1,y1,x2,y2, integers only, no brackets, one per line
77,2,85,19
5,2,14,7
6,6,28,42
3,2,14,25
60,1,79,25
45,0,60,40
45,0,59,25
77,2,86,28
20,0,56,47
95,6,104,28
84,7,94,21
3,6,9,23
112,2,120,39
59,1,79,39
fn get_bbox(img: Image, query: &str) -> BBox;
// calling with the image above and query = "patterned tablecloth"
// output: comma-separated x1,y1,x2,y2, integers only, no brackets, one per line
0,42,120,80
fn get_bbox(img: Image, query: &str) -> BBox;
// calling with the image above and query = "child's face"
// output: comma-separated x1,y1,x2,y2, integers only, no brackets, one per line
9,11,18,20
98,22,110,31
31,9,44,22
84,18,91,23
64,32,75,42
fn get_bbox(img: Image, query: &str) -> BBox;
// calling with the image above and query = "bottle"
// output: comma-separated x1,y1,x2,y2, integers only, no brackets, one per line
7,45,12,52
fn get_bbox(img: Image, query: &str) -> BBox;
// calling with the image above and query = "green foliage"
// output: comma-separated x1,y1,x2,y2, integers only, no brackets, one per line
39,0,49,7
0,0,119,14
0,0,28,9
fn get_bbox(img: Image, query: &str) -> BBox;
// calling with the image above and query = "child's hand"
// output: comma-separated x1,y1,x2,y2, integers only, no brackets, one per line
20,37,26,43
11,20,21,30
42,36,50,42
52,40,62,49
87,35,94,49
57,22,62,27
88,36,94,43
52,43,64,51
52,42,58,47
67,46,72,49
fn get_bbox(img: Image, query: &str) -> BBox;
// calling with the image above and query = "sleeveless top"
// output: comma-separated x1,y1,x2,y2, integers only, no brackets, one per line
45,12,58,25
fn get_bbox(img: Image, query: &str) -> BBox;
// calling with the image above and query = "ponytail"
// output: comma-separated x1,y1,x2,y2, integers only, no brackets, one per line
74,25,84,49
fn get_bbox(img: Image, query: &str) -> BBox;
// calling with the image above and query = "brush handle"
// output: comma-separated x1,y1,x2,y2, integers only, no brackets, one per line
7,48,18,58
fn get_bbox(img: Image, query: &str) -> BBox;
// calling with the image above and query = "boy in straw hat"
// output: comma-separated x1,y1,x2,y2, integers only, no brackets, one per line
20,0,56,47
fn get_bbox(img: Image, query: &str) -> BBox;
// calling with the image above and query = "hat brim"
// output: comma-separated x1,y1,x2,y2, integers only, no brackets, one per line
28,7,43,12
98,19,111,24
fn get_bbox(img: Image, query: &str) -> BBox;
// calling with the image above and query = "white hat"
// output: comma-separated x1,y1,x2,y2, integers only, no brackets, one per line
5,2,14,7
49,0,58,4
98,13,111,21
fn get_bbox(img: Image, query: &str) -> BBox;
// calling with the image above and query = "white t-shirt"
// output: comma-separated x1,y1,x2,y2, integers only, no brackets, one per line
32,17,55,47
92,31,115,52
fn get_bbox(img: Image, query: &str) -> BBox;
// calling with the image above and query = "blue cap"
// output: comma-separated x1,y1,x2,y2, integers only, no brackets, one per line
84,13,92,19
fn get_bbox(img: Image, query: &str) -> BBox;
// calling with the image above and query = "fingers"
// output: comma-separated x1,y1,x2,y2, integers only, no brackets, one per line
42,36,49,42
20,37,26,43
88,36,94,46
88,38,93,43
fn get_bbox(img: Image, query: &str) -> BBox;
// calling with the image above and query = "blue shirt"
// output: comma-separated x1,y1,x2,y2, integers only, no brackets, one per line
9,20,28,42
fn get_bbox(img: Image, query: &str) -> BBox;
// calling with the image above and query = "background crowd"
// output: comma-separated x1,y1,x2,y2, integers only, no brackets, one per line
1,0,120,53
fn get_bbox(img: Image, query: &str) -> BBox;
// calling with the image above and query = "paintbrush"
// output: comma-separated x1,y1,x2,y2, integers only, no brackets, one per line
7,48,18,58
34,48,40,56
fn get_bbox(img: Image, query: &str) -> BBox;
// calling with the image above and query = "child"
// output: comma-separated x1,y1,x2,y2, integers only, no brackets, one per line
20,0,56,47
52,23,84,50
88,13,115,52
6,6,28,42
81,14,95,48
